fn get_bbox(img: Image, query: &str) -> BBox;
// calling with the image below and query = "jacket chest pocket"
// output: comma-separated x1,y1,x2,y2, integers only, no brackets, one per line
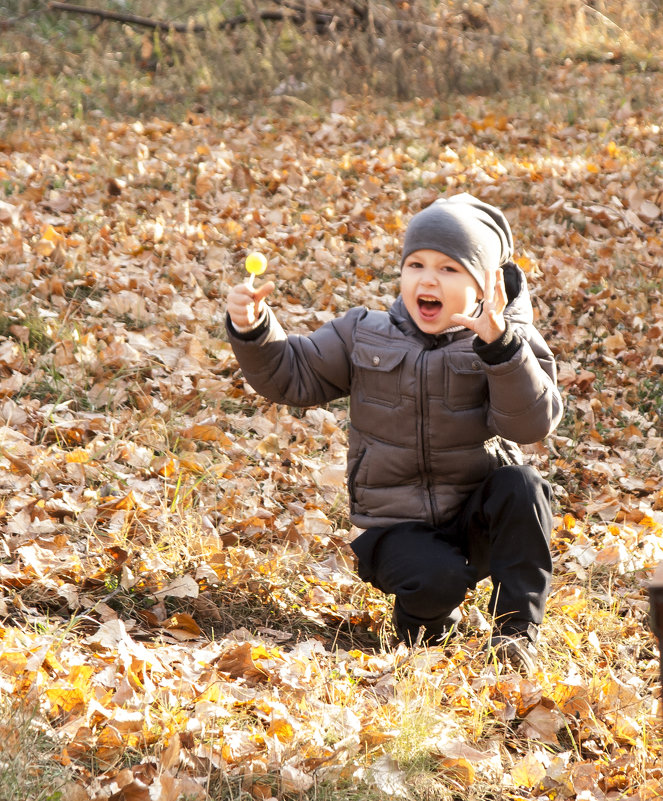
445,352,488,410
351,342,408,407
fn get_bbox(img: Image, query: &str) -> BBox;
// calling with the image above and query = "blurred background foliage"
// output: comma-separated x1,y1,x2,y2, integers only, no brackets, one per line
1,0,662,125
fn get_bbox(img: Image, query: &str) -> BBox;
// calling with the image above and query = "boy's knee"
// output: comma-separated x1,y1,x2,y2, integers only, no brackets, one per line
488,465,552,504
399,570,469,618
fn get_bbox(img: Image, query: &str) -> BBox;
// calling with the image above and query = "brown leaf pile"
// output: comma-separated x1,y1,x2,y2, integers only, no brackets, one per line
1,63,662,799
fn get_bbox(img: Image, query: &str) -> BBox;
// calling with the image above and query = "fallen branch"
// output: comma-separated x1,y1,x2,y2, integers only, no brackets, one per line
46,2,490,45
47,1,352,34
47,2,215,32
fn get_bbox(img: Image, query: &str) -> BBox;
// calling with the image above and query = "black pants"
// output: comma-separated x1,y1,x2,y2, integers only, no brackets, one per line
350,465,554,643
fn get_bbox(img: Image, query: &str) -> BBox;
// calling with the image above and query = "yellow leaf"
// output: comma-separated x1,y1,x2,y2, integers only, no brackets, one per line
251,644,271,661
46,686,87,717
550,586,587,618
439,756,475,785
515,255,535,272
354,266,373,282
179,457,205,473
0,651,28,676
151,456,177,478
182,424,233,447
510,752,546,788
563,513,577,529
95,724,124,765
383,211,404,233
162,613,202,640
224,219,243,238
65,448,90,464
562,628,583,654
42,224,65,243
360,725,399,747
69,664,95,687
267,718,294,743
471,114,498,131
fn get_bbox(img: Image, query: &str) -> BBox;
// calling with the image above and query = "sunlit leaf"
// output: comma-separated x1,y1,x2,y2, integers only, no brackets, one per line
510,752,547,788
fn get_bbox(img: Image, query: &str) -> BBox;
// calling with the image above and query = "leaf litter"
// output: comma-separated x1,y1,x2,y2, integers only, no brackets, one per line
0,64,663,798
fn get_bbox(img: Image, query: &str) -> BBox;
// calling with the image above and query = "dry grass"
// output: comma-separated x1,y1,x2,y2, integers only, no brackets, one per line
1,0,662,128
0,694,74,801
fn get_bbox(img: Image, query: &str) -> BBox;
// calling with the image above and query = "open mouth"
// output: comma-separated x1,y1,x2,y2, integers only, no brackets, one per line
417,296,442,319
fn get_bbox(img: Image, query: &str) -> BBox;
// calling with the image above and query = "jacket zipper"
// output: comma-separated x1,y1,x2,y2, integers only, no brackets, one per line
417,349,439,524
348,447,366,506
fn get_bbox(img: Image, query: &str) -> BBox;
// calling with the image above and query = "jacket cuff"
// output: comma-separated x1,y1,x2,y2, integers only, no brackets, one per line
226,310,269,341
473,322,522,365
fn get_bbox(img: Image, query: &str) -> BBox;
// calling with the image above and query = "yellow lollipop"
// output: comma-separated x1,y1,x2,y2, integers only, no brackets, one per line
245,251,267,289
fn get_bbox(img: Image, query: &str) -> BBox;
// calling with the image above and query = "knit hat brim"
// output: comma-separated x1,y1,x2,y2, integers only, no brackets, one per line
400,193,514,287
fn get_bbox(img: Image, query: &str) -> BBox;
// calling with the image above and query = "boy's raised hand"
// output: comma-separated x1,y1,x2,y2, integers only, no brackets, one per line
450,267,507,343
227,280,275,330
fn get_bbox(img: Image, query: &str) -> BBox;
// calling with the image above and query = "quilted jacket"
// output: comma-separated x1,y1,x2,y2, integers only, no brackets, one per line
226,263,563,528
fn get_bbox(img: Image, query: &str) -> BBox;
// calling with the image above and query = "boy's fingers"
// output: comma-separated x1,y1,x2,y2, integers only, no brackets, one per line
449,313,473,328
484,269,495,304
227,282,267,328
253,280,276,302
494,268,506,308
229,285,254,305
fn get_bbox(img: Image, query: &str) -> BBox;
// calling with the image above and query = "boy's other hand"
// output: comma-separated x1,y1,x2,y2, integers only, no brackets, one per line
227,280,275,330
450,267,507,343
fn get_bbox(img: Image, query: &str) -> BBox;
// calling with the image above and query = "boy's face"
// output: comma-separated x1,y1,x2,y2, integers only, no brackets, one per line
400,249,483,335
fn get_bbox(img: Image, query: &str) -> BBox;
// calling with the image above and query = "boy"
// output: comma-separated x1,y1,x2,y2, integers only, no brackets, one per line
226,193,563,670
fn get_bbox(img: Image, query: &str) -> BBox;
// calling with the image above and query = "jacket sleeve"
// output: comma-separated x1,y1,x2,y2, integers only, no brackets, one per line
482,325,563,444
226,305,363,407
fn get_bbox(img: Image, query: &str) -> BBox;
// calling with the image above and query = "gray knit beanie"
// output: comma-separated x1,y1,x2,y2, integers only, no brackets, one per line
400,193,514,287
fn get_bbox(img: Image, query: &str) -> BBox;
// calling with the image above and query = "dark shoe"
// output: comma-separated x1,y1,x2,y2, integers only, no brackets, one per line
487,633,538,674
485,621,539,673
392,606,460,647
